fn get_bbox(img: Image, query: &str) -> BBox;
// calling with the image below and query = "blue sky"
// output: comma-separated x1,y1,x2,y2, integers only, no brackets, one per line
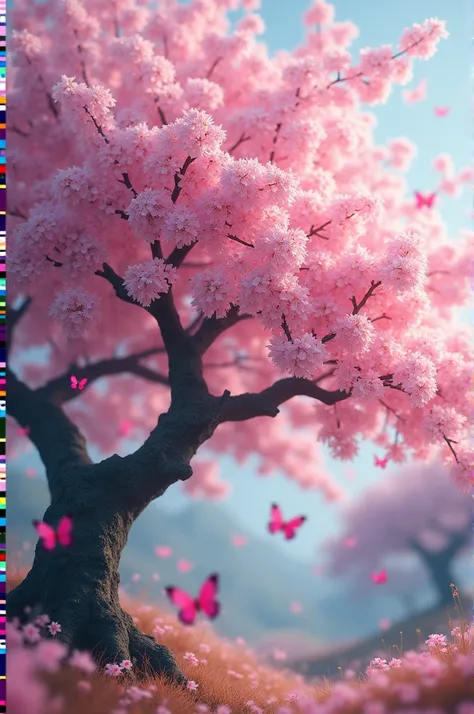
155,0,473,564
13,1,472,565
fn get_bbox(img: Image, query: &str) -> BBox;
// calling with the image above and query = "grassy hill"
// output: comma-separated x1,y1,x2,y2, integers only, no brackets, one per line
287,594,470,679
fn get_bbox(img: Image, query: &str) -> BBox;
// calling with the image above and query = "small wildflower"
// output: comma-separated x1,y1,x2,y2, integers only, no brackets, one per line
104,663,123,677
47,621,62,636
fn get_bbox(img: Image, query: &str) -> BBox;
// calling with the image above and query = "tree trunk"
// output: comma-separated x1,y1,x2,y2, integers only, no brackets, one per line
6,286,349,685
424,551,456,608
7,461,186,685
411,531,468,609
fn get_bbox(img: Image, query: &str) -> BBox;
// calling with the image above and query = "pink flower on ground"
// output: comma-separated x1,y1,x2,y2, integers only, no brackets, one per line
186,679,199,691
23,623,41,643
69,650,96,673
119,659,133,670
104,663,122,677
47,621,62,636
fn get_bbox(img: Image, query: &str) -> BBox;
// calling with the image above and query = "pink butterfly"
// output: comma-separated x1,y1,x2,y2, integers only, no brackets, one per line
17,426,30,437
177,558,194,573
344,537,357,548
371,569,388,585
374,455,389,469
268,503,307,540
118,419,133,437
165,573,220,625
403,78,427,104
155,545,172,558
70,375,88,391
33,515,73,551
434,106,450,117
231,534,248,547
414,191,436,209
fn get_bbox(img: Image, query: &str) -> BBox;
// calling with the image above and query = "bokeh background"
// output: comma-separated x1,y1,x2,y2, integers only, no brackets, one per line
8,0,472,677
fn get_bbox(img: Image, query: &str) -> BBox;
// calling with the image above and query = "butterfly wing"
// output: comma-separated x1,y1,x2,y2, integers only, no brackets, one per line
33,521,57,550
371,570,387,584
282,515,307,540
56,515,73,547
70,376,78,389
426,192,436,208
78,379,88,391
268,503,283,534
414,191,424,208
197,573,220,620
165,586,197,625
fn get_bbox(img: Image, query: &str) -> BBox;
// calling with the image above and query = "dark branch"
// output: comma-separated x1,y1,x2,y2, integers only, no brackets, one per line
193,306,253,355
7,368,93,494
38,347,170,405
170,156,196,204
95,263,138,306
227,233,255,248
350,281,382,315
219,377,351,423
227,133,251,154
166,242,197,269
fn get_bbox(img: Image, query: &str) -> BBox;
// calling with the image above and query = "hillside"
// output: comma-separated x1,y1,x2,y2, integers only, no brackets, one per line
287,595,470,679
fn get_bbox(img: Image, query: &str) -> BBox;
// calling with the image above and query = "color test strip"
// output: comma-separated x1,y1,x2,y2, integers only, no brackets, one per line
0,1,4,708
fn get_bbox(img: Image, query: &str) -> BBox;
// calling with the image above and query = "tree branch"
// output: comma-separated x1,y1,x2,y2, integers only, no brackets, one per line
166,242,197,269
38,347,170,405
7,368,93,495
218,377,351,422
193,306,253,355
95,262,207,402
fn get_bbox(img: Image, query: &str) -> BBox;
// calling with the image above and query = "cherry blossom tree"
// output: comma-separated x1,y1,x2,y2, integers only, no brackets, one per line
7,0,474,683
323,462,472,608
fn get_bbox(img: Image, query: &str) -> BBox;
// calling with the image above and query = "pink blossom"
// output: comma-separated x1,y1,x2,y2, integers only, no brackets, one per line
332,313,376,355
23,623,41,644
49,289,100,338
268,333,327,378
104,662,123,677
304,0,335,26
123,258,177,306
69,650,96,673
47,621,62,636
186,679,199,691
